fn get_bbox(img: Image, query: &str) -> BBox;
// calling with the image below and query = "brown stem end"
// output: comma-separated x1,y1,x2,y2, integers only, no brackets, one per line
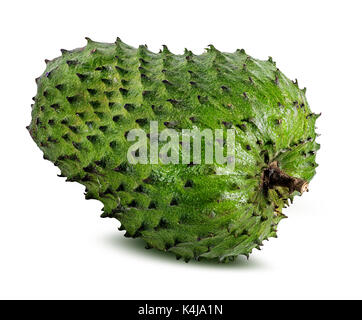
263,161,309,194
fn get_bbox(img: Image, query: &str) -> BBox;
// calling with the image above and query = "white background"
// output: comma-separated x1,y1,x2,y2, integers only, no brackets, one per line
1,0,361,299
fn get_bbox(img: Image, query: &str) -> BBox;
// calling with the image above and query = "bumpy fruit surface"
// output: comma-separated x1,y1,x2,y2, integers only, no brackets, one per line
28,38,319,262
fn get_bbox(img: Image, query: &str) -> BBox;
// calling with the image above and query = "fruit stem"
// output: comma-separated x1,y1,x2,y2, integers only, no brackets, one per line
263,161,309,194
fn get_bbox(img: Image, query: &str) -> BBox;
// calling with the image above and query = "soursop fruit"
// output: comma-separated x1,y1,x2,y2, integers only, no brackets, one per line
28,38,319,262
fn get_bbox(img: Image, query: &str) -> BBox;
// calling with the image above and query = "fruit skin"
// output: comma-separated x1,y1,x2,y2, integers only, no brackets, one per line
28,38,319,263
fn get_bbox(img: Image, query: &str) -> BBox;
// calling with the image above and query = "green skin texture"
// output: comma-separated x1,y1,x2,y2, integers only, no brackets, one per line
28,38,319,263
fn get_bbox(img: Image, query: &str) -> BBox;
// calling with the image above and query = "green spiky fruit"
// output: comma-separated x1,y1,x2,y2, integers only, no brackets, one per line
28,38,319,263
